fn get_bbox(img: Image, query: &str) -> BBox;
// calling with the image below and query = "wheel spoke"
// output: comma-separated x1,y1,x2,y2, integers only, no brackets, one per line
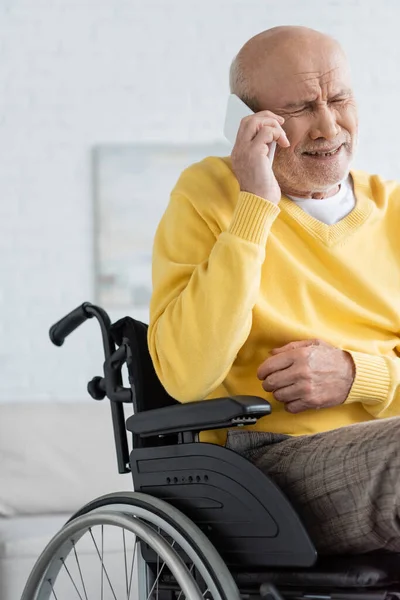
127,536,138,599
47,579,59,600
89,527,118,600
146,541,176,600
101,525,104,600
23,501,238,600
156,528,160,598
60,558,85,600
72,540,89,600
123,528,129,599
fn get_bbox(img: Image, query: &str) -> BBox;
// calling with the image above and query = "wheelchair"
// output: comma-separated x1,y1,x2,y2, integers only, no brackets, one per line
21,302,400,600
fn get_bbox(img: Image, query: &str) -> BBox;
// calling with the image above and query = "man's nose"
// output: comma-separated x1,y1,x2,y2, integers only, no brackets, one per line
309,105,340,141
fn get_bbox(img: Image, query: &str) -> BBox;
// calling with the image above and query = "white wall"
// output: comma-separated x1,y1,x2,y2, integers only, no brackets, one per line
1,0,399,402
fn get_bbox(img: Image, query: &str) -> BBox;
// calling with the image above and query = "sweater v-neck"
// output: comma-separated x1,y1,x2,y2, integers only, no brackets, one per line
278,170,374,247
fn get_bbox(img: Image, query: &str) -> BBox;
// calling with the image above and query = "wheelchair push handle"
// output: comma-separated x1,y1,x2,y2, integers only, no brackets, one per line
49,302,130,473
49,302,93,346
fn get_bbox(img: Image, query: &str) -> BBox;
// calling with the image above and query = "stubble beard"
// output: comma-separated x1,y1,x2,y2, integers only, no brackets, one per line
274,141,355,196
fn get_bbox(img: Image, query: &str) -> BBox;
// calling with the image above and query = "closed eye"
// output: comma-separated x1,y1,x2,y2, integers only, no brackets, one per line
287,96,350,115
291,106,311,115
330,97,348,105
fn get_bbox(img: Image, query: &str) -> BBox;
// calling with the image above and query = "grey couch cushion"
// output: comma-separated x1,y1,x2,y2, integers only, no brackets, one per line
0,515,69,558
0,401,132,515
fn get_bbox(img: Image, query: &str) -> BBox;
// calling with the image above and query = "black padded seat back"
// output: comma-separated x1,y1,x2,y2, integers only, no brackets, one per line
110,316,178,447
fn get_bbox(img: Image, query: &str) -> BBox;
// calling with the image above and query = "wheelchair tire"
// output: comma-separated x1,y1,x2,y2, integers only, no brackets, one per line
71,491,241,600
21,491,241,600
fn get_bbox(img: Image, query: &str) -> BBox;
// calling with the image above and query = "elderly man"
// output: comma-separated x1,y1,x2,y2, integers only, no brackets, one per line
148,26,400,555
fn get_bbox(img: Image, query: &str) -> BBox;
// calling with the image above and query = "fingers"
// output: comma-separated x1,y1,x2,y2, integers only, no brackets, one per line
257,351,295,380
242,110,285,129
257,110,285,123
253,122,290,149
261,367,298,393
239,114,290,147
284,400,310,414
270,339,321,355
272,382,302,402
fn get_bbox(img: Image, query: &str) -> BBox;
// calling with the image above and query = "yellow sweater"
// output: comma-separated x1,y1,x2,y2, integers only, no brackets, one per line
148,156,400,445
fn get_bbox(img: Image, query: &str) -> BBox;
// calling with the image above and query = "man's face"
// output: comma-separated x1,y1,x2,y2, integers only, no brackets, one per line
256,45,358,196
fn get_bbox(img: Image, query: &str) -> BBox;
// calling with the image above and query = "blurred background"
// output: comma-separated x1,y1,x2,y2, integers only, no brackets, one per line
1,0,399,405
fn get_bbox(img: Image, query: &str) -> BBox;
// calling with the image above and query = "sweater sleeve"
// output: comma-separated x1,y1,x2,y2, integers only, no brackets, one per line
344,348,400,418
148,191,280,402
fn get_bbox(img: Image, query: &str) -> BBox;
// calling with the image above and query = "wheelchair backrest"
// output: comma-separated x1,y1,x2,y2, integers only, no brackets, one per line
110,316,178,416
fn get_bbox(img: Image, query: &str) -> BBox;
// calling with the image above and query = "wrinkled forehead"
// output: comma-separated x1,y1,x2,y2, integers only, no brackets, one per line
253,44,352,108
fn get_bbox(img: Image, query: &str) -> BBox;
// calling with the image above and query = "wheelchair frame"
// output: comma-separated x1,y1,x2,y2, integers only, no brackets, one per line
46,301,400,600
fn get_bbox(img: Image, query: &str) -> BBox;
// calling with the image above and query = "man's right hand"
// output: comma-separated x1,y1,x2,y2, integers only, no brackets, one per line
231,111,290,205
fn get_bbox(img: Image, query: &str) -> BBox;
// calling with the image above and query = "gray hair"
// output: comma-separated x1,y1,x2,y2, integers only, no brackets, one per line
229,54,258,112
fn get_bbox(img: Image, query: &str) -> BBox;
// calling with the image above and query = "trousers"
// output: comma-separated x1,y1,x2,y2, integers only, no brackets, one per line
225,417,400,554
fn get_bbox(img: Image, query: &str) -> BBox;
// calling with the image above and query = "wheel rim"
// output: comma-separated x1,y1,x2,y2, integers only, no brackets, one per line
21,505,234,600
21,511,204,600
88,503,224,600
70,492,241,600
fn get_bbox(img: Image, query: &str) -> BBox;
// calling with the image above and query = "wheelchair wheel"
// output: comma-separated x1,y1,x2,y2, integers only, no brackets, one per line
21,492,241,600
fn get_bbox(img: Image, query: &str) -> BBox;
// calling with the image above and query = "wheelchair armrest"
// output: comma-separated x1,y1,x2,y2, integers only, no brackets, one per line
126,395,271,438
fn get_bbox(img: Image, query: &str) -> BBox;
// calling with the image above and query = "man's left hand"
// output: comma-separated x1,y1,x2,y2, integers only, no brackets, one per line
257,339,355,413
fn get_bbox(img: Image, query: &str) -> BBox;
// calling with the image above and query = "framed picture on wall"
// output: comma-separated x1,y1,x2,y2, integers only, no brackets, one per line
93,142,230,322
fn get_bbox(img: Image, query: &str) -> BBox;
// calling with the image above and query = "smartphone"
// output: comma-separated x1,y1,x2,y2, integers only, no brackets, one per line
223,94,276,164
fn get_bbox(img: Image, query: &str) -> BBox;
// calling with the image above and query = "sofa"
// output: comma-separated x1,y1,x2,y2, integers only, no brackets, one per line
0,401,133,600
